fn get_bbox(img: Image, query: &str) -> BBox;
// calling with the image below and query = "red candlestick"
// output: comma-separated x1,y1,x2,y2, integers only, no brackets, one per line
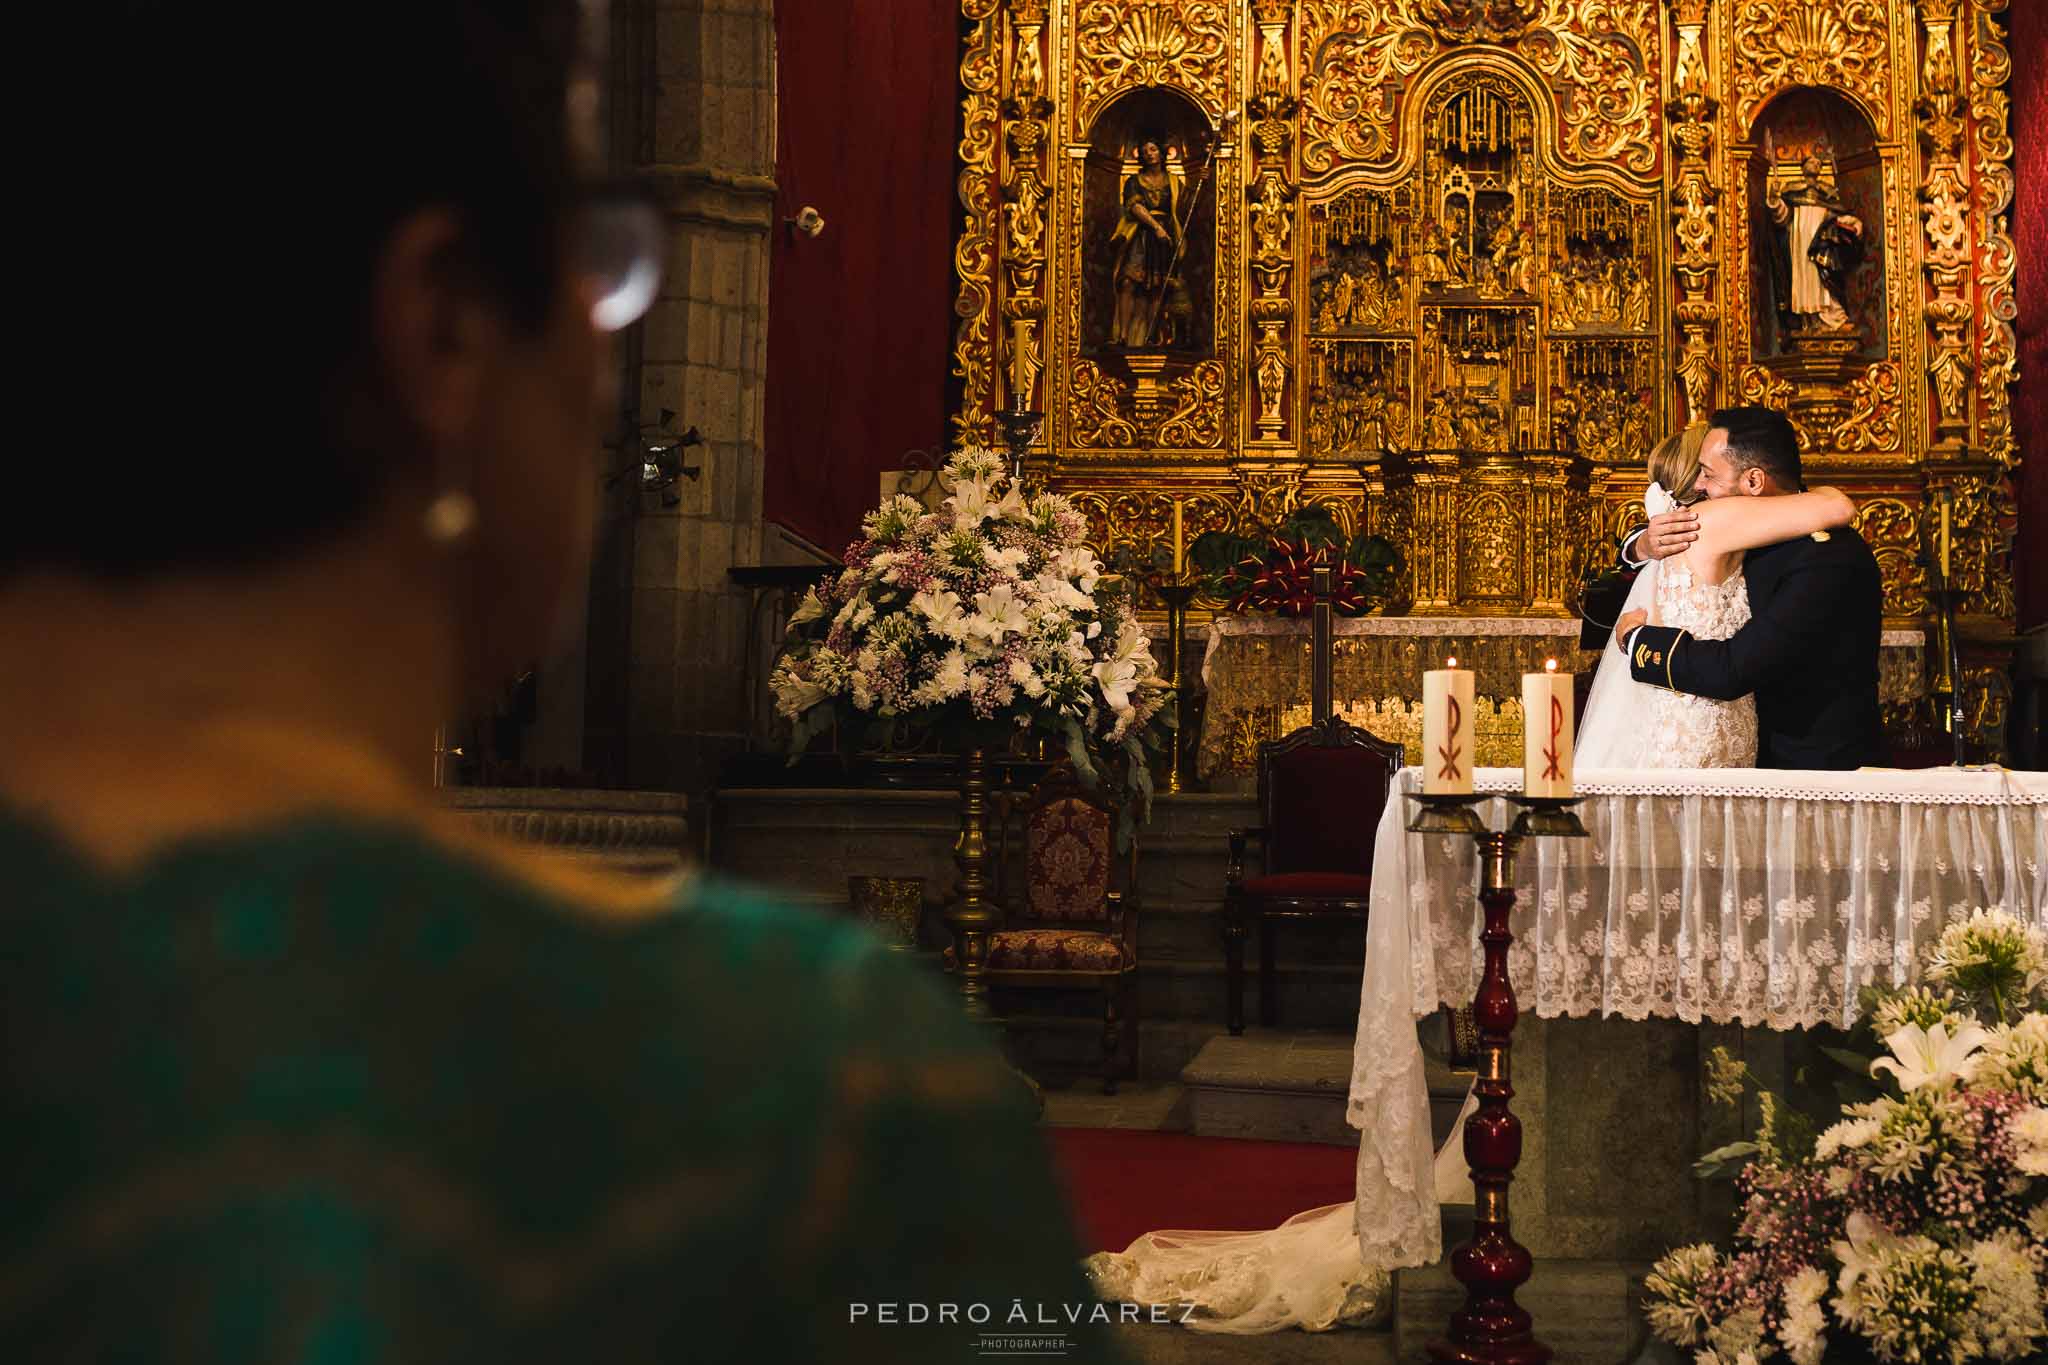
1430,830,1550,1365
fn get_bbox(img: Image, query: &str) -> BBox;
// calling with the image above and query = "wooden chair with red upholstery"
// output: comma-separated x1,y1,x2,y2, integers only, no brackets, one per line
987,763,1140,1093
1222,714,1405,1035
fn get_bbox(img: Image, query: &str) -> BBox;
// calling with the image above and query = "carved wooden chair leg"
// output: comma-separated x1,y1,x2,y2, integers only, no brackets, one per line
1101,981,1121,1096
1258,915,1279,1029
1222,896,1247,1036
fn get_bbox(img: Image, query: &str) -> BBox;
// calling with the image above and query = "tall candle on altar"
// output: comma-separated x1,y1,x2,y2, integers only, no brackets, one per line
1521,658,1574,797
1423,657,1475,795
1170,500,1184,577
1938,494,1952,580
1010,319,1030,406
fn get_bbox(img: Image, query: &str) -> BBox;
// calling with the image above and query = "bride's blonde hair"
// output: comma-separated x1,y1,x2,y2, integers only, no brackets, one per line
1648,423,1711,504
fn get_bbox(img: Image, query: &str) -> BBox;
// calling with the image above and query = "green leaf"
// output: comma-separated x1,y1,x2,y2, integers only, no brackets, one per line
1819,1045,1877,1078
1692,1141,1761,1181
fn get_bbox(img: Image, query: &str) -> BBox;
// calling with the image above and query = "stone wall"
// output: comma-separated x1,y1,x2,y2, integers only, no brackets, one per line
584,0,779,792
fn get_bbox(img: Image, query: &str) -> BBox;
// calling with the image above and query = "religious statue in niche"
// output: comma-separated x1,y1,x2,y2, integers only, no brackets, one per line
1108,132,1189,347
1763,135,1865,334
1747,90,1885,359
1082,91,1215,357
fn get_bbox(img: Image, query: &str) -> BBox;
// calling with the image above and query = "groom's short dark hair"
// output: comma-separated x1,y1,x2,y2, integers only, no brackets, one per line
1708,406,1805,491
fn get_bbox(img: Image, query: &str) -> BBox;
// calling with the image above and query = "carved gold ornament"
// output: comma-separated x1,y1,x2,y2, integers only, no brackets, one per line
1731,1,1893,136
1073,1,1233,124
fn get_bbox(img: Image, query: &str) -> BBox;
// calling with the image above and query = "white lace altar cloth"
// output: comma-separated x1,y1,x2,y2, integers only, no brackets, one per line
1348,764,2048,1271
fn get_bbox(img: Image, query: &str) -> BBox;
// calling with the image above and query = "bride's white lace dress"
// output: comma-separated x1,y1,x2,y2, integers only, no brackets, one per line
1626,559,1758,769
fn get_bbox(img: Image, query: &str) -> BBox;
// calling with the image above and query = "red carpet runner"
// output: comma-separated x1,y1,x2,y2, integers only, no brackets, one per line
1046,1127,1356,1254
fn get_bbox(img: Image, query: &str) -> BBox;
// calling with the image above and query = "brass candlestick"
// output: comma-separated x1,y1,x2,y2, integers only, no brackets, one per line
1407,791,1588,1365
1152,580,1200,794
944,746,1000,1019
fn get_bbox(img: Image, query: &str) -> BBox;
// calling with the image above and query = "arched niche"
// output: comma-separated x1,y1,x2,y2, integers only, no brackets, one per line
1080,88,1216,359
1746,87,1886,362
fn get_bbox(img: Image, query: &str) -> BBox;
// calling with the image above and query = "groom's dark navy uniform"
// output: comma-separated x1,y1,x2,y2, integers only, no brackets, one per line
1626,528,1886,769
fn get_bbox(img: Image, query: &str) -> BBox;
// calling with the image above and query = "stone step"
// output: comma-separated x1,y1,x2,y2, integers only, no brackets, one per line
1174,1030,1474,1149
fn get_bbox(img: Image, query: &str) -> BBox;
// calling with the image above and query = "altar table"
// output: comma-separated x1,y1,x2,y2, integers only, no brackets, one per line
1346,764,2048,1270
1195,615,1927,782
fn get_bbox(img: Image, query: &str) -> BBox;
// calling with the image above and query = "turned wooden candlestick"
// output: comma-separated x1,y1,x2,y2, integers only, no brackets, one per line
1409,794,1585,1365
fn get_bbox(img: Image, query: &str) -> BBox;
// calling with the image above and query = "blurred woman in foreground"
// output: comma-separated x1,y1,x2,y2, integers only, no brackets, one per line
2,3,1114,1359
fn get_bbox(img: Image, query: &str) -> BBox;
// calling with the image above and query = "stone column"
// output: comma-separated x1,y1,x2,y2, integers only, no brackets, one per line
587,0,776,791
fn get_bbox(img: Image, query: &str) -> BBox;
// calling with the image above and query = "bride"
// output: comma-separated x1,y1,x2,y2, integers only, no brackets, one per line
1577,423,1853,767
1082,424,1856,1333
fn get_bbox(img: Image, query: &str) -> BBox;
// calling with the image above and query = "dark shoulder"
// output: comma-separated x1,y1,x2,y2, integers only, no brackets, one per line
1750,524,1874,570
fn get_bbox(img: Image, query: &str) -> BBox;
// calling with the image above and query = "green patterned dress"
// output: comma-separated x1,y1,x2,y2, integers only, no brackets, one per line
1,809,1121,1362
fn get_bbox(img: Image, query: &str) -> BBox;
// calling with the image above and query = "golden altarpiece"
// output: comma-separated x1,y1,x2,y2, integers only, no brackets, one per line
952,0,2019,773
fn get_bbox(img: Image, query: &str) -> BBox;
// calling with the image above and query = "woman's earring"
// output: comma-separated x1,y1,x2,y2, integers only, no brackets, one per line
424,491,478,545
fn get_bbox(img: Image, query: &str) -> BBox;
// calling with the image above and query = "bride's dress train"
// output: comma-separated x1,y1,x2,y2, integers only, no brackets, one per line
1081,1091,1479,1333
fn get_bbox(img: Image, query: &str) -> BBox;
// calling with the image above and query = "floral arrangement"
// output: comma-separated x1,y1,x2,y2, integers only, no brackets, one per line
1186,504,1401,617
1645,909,2048,1365
769,447,1173,818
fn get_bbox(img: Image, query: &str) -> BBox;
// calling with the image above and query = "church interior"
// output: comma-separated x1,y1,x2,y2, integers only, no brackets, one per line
10,2,2048,1362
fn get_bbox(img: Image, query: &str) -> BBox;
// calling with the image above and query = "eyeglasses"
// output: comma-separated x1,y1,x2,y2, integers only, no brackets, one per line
572,186,664,333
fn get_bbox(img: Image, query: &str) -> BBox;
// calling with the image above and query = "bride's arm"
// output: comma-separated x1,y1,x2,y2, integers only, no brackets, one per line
1693,486,1854,555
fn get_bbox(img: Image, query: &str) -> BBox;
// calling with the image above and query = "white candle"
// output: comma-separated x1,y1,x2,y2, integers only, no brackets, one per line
1011,320,1030,405
1522,658,1574,797
1423,658,1475,795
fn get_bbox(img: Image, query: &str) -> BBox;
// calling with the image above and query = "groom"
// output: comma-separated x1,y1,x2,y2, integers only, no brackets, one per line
1615,405,1885,769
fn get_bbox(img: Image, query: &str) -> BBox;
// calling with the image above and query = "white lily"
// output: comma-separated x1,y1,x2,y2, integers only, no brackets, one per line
949,478,992,529
1868,1019,1989,1092
787,587,826,627
911,587,967,640
970,585,1029,639
1092,657,1138,710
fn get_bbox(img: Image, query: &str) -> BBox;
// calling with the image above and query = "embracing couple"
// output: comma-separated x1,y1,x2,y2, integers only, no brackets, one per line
1578,404,1886,771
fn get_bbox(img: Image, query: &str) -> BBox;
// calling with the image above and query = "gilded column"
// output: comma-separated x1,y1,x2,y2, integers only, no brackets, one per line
1246,0,1297,446
1001,0,1054,418
951,1,1003,445
1666,0,1719,423
1916,0,1972,449
1965,0,2017,474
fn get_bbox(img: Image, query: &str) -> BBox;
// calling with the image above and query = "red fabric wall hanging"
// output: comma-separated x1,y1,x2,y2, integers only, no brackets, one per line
2014,0,2045,630
762,0,958,557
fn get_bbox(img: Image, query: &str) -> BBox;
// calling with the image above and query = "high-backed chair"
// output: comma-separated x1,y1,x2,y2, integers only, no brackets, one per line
1223,715,1405,1035
986,764,1140,1092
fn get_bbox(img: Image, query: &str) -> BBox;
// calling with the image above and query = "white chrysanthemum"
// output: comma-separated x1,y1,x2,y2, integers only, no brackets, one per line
2008,1106,2048,1177
1965,1229,2047,1360
1973,1014,2048,1101
926,648,970,700
1644,1243,1721,1348
1778,1265,1829,1365
1815,1114,1883,1160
